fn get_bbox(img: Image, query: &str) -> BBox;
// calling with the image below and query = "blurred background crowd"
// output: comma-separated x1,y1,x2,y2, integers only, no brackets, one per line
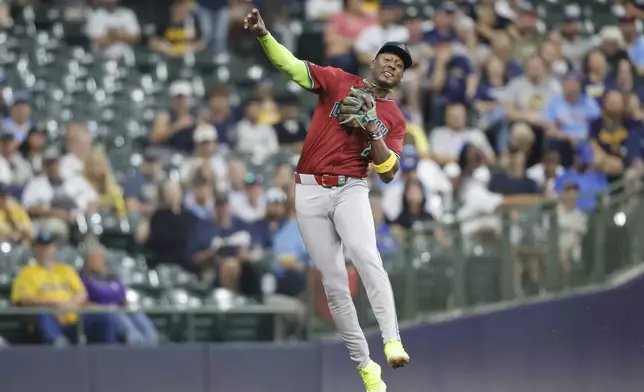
0,0,642,346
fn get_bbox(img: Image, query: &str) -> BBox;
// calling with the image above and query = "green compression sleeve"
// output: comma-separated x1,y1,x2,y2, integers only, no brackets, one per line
258,33,312,90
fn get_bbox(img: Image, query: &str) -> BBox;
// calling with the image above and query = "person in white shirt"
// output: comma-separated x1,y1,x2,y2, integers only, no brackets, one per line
354,3,409,65
60,122,92,180
22,148,98,241
526,149,563,196
230,173,266,223
234,97,279,163
86,0,141,60
180,123,229,193
306,0,343,21
429,103,495,166
0,130,31,187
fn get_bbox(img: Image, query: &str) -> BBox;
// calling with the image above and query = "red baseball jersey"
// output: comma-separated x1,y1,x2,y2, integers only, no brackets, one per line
296,61,406,178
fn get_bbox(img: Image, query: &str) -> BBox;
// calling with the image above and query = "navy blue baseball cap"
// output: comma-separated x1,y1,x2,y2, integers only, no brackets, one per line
11,91,31,106
377,42,413,70
438,2,458,13
34,231,55,245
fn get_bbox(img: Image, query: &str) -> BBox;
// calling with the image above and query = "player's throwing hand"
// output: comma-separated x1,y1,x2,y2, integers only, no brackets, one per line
244,7,268,37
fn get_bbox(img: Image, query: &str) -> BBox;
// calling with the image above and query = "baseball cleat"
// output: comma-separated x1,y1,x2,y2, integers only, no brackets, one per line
359,361,387,392
384,340,410,369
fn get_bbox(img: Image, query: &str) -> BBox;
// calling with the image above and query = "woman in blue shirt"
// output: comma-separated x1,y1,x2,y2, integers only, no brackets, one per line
474,55,509,133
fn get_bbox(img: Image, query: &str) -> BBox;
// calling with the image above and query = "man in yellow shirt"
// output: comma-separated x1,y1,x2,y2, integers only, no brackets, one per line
11,231,117,345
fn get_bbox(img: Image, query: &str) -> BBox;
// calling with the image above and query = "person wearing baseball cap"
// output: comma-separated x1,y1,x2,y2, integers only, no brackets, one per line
559,4,593,67
354,0,410,66
150,80,197,153
11,230,119,345
423,2,458,46
3,90,33,143
617,10,644,69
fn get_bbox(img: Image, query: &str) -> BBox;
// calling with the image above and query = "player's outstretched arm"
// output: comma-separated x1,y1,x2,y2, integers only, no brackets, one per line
244,8,312,90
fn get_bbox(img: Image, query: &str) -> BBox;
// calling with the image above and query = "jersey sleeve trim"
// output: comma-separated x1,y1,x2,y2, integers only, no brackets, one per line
303,61,316,91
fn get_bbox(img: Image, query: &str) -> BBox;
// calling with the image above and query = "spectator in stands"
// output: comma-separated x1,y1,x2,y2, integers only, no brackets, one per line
149,0,205,58
424,2,457,46
354,0,408,67
234,97,279,163
369,192,398,258
183,171,215,220
475,56,510,132
150,80,198,153
200,85,235,149
589,89,643,180
382,148,443,223
137,180,198,268
273,94,307,152
227,157,247,200
81,244,158,345
0,130,32,188
489,147,541,197
324,0,375,73
393,178,434,229
476,3,504,46
186,195,261,298
451,143,501,236
86,0,141,60
598,26,630,75
22,148,98,240
490,31,523,79
11,231,117,345
618,14,644,74
198,0,231,55
60,122,93,180
527,149,563,196
615,60,644,120
543,72,601,167
180,123,228,192
253,79,280,126
231,173,266,223
83,147,127,218
428,35,477,125
273,162,294,191
19,127,47,176
558,5,593,68
501,55,561,152
0,182,33,243
556,181,587,286
583,50,616,103
509,3,543,63
555,143,609,213
3,91,33,143
430,103,495,166
271,189,308,298
540,39,571,78
123,150,162,215
249,187,287,252
306,0,343,21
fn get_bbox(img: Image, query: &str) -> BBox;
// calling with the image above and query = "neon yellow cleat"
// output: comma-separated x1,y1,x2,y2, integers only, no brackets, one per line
359,361,387,392
384,340,410,369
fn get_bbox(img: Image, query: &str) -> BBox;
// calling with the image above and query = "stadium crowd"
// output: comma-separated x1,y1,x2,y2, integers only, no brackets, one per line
0,0,642,345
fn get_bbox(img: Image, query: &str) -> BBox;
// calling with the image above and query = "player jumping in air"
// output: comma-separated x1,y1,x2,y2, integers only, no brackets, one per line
245,7,411,392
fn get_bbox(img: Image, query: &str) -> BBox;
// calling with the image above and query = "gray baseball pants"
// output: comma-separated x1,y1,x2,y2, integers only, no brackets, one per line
295,175,401,369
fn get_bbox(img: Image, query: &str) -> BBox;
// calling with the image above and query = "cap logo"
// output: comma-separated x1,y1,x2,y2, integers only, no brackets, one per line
400,44,407,51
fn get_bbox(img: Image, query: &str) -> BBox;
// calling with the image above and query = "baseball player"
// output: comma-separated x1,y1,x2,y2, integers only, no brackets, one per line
245,7,411,392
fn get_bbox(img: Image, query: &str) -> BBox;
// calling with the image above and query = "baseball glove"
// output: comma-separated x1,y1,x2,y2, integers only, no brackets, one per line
337,87,378,129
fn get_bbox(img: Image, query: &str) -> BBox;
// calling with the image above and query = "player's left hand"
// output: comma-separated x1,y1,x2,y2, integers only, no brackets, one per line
337,87,378,130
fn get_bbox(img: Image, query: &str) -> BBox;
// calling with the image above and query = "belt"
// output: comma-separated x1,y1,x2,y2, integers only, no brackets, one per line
294,173,349,187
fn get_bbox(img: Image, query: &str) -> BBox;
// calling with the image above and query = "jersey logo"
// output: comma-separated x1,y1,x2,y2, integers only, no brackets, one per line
330,102,341,117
